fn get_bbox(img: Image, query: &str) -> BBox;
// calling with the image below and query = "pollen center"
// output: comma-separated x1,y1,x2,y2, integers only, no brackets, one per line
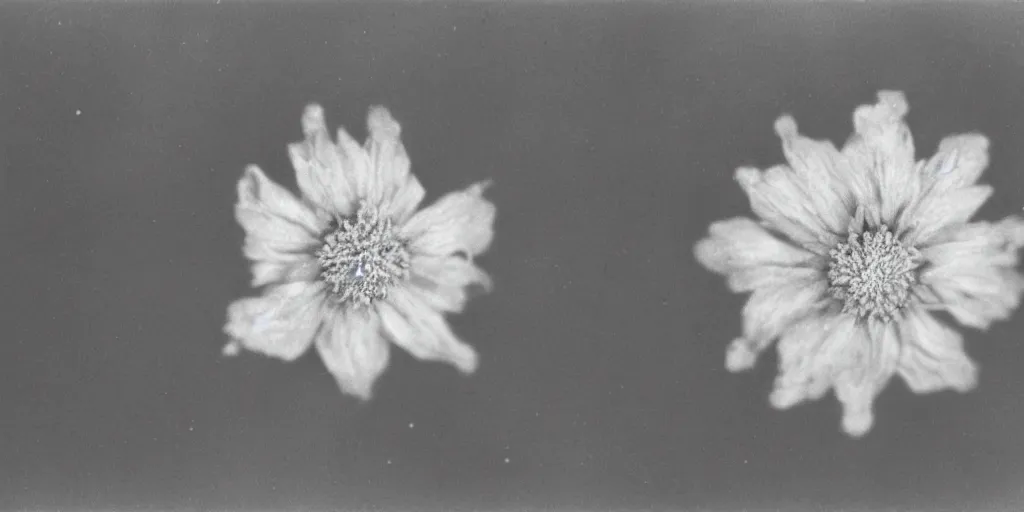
315,204,409,307
826,226,920,322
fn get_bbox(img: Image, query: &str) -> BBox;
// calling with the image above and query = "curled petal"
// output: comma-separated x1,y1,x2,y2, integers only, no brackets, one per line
224,282,326,361
832,319,900,437
236,165,324,263
843,90,917,225
314,307,391,400
402,181,496,258
897,308,978,394
734,166,836,254
287,104,367,217
410,255,493,313
377,286,479,374
364,106,426,222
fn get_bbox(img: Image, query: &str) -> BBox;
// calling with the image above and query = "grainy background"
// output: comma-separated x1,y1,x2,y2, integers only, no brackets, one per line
3,2,1024,511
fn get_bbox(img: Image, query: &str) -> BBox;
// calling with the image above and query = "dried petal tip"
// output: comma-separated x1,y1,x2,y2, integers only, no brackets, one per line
842,408,874,438
222,341,241,357
367,105,401,138
876,90,909,117
725,338,757,372
773,115,798,139
301,103,327,137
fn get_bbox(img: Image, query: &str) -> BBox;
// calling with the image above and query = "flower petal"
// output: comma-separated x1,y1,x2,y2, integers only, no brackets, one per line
250,257,321,288
920,218,1024,329
843,90,917,225
728,277,829,370
919,134,991,197
832,318,900,437
224,282,326,361
364,106,426,222
401,181,496,258
314,307,391,400
774,116,855,235
410,254,493,313
236,165,324,263
904,185,993,247
896,308,978,394
287,104,368,217
741,276,828,348
694,216,820,293
734,165,836,254
376,286,479,374
770,313,859,410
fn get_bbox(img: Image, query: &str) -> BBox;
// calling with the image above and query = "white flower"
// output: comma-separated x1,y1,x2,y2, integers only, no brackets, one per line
223,104,496,400
695,91,1024,437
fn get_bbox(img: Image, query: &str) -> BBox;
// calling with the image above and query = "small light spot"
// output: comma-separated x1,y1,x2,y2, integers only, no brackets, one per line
386,459,392,465
504,458,510,464
408,422,414,429
75,109,81,116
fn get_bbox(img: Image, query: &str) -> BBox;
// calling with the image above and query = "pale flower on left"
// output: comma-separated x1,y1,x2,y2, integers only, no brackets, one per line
223,104,496,400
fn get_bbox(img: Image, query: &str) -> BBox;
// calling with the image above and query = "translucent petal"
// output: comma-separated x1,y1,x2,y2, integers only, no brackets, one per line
734,166,836,254
402,181,496,258
842,91,917,225
287,104,367,217
376,285,479,374
314,307,391,400
235,165,323,263
364,106,426,222
831,319,899,437
896,308,978,394
774,116,855,235
223,282,326,361
410,254,493,313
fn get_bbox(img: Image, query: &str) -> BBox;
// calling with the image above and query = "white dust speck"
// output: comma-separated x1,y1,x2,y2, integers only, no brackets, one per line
408,422,414,429
75,109,81,116
504,457,510,463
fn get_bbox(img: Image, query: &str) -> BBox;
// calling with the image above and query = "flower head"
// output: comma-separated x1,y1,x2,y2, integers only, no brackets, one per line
224,104,496,400
695,91,1024,437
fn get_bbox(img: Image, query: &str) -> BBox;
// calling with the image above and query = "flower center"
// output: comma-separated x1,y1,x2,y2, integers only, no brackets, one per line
826,226,920,322
315,204,410,307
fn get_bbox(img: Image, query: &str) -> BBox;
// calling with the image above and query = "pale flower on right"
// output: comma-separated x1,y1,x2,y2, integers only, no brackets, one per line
695,91,1024,437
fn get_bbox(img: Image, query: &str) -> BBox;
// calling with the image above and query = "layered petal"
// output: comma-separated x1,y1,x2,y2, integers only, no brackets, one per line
401,181,496,258
842,91,917,225
920,219,1024,329
410,254,494,313
235,165,324,264
314,306,391,400
734,165,837,254
896,307,978,394
377,285,479,374
288,104,367,217
694,216,820,293
223,281,326,361
364,106,426,222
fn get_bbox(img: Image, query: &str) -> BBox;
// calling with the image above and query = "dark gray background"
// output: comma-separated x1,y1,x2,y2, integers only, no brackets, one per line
4,2,1024,511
